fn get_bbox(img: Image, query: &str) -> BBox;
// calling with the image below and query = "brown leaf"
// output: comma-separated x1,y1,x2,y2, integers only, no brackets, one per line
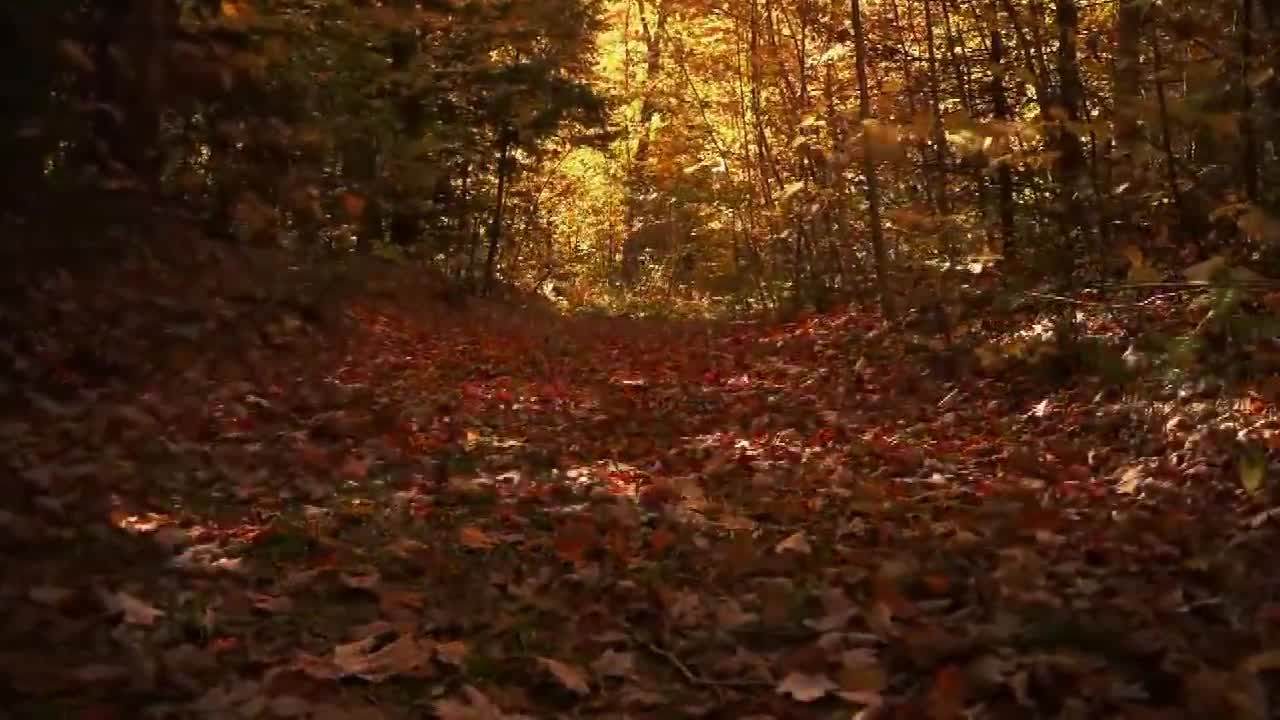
328,635,433,682
339,566,381,591
866,601,897,639
269,696,312,718
111,591,165,626
927,665,967,720
340,455,370,480
249,593,294,614
29,585,76,608
339,192,367,220
537,657,591,695
1185,669,1267,720
776,672,837,702
775,531,812,555
838,651,888,693
806,587,857,632
590,649,636,679
434,685,506,720
436,640,469,667
459,526,498,550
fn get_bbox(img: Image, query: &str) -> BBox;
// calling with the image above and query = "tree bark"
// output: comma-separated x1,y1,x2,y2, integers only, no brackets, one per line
851,0,894,320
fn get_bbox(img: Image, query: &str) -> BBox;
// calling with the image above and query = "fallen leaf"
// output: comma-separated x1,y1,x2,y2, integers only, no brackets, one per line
29,585,75,608
270,696,312,718
459,525,498,550
249,593,294,614
776,671,836,702
538,656,591,695
590,649,636,679
1243,649,1280,674
775,531,812,555
435,685,506,720
436,640,469,667
329,635,433,682
838,652,888,693
340,565,381,590
111,591,165,626
927,665,967,720
341,455,370,480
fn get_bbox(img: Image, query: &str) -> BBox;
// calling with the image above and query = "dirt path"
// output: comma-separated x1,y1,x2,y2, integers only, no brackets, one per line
3,292,1280,719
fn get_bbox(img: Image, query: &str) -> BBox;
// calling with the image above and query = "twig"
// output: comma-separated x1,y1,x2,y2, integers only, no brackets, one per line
1020,289,1203,309
633,635,772,690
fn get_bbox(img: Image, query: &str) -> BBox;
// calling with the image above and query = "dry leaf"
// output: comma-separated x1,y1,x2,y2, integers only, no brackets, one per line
538,657,591,695
806,587,857,631
249,593,294,614
28,585,75,608
777,671,837,702
112,591,165,626
330,635,432,682
838,654,888,693
341,455,370,479
339,565,381,591
714,598,758,629
436,640,469,667
459,526,498,550
434,685,506,720
866,601,898,638
927,665,968,720
269,696,312,718
590,649,636,679
1243,649,1280,674
775,531,812,555
339,192,367,220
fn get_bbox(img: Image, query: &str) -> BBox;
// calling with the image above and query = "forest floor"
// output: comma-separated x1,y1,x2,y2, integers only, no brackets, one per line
4,245,1280,719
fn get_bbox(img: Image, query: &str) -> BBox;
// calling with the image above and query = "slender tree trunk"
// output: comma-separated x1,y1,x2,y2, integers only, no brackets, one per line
1113,0,1142,158
851,0,894,320
923,0,956,265
1149,24,1185,223
621,0,669,284
483,131,513,293
989,0,1016,259
1054,0,1091,259
1242,0,1260,201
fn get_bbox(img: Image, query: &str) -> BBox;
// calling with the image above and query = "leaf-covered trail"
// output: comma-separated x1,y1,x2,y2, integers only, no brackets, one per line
5,288,1280,719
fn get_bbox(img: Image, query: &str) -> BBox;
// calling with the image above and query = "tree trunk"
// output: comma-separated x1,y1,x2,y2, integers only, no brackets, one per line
483,131,513,293
851,0,894,320
1053,0,1091,255
621,0,669,285
989,0,1016,259
922,0,954,262
1242,0,1260,201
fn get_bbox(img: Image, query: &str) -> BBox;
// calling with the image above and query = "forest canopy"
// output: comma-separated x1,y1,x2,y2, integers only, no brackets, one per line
3,0,1279,313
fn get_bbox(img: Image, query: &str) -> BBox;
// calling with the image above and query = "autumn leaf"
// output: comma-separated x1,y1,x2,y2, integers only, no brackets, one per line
339,191,367,220
927,665,967,720
249,592,294,614
339,565,381,591
590,649,636,679
459,525,498,550
340,455,370,480
327,635,434,682
434,685,506,720
775,531,812,555
435,640,469,667
538,657,591,695
776,672,836,702
28,586,75,608
109,591,165,626
57,40,95,73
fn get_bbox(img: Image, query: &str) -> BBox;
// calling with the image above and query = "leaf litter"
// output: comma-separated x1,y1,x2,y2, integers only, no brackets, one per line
3,250,1280,718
